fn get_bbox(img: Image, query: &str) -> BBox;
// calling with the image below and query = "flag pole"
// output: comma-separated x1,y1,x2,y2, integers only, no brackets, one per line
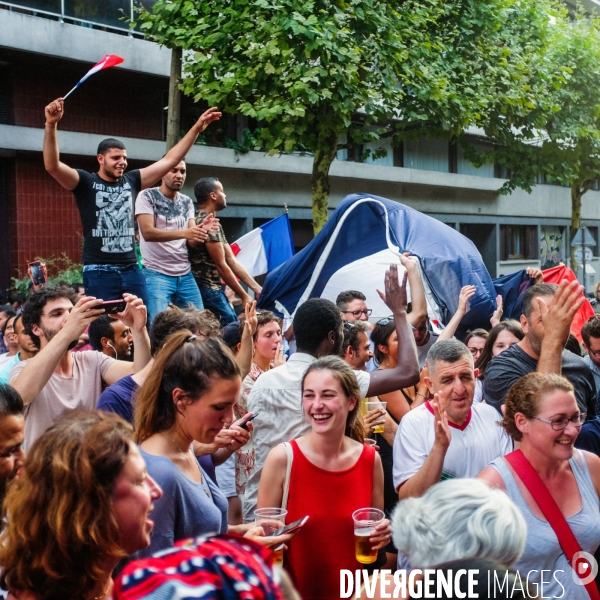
62,84,79,101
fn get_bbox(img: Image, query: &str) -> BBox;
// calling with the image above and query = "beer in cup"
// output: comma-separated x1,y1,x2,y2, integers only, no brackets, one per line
255,507,288,565
365,401,387,434
352,507,384,564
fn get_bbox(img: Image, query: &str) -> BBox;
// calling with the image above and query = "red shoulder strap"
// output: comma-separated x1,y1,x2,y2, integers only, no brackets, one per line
505,449,600,600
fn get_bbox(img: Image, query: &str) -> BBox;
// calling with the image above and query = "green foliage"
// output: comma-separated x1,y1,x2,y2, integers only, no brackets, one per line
135,0,559,232
11,254,83,297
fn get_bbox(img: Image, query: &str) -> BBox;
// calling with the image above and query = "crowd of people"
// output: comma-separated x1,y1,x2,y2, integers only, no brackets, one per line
0,96,600,599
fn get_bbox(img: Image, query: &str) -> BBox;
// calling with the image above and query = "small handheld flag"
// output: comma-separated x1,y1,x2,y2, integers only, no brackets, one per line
63,55,125,100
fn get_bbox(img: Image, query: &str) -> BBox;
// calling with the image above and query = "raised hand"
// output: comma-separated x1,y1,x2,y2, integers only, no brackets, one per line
115,293,147,332
431,392,451,450
196,107,222,133
491,294,503,327
537,279,584,344
377,263,408,315
45,98,64,125
457,285,476,315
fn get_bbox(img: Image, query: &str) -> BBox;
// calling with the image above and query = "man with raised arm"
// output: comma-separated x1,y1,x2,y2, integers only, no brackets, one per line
42,99,221,304
9,286,150,448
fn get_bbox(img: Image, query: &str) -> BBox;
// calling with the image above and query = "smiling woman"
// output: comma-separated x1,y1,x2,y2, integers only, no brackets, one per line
478,372,600,599
0,411,162,600
257,356,391,600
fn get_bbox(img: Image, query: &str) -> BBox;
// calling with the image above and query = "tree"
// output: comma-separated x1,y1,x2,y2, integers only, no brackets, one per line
136,0,555,233
462,7,600,269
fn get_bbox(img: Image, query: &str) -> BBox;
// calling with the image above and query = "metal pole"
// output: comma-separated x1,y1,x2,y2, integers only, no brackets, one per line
582,226,587,293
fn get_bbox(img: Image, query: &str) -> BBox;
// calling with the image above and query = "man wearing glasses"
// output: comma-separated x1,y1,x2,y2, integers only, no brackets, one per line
483,282,597,419
582,316,600,394
336,290,372,322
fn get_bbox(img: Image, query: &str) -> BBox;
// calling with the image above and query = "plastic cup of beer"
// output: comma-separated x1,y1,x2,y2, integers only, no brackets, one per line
353,508,384,564
365,401,387,434
255,507,288,565
364,438,377,448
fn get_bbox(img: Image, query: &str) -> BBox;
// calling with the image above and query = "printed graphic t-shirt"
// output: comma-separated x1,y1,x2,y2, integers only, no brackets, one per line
73,170,141,265
135,188,195,277
189,210,229,289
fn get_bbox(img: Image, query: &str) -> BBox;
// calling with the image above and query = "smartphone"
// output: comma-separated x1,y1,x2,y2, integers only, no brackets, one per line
237,412,258,430
28,261,46,285
268,516,309,537
98,299,127,314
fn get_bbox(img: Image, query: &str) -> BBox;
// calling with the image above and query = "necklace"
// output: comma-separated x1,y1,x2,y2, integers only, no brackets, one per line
163,433,210,497
92,581,111,600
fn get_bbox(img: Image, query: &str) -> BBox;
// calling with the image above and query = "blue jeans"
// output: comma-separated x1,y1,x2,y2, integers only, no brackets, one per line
143,268,204,323
83,264,149,308
199,286,238,327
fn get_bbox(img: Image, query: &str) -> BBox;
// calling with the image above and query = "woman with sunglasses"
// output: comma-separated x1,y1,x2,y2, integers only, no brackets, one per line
479,372,600,599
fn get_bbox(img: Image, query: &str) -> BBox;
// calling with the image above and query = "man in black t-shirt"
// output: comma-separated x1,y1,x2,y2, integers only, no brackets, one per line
483,281,597,418
43,97,222,305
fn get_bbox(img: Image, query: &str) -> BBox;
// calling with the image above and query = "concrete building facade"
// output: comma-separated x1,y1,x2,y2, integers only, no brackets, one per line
2,3,600,296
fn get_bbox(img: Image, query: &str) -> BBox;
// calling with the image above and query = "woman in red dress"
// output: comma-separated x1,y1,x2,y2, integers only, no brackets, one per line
258,356,391,600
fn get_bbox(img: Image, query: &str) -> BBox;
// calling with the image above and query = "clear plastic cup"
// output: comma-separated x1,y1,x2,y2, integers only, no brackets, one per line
352,507,384,564
255,507,288,565
365,401,387,434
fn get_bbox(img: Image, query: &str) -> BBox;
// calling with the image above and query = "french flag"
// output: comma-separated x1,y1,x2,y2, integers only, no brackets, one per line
63,55,124,99
231,214,295,277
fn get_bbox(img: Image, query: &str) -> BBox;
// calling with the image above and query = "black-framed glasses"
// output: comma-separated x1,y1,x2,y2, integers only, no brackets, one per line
377,315,394,326
533,413,587,430
341,309,372,319
587,347,600,358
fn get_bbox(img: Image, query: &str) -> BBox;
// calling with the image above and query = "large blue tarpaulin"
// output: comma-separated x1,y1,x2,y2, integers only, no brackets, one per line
257,194,498,337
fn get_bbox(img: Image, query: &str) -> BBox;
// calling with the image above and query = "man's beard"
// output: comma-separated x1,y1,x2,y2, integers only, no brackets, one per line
527,327,543,356
41,325,78,351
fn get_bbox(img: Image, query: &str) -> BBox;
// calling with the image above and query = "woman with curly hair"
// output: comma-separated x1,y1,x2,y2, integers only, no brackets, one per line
479,372,600,599
0,411,162,600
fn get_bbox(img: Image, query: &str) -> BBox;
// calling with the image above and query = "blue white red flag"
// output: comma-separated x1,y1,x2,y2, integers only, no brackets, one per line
257,194,497,337
230,214,294,277
63,55,124,99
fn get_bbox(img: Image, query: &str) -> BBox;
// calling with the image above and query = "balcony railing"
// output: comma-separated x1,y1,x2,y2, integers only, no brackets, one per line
0,0,155,36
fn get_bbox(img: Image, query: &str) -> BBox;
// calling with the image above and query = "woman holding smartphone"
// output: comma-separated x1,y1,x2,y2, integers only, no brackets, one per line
134,331,292,557
258,356,391,600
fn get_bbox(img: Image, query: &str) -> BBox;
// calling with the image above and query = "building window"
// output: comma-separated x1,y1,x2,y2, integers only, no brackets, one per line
540,226,565,269
500,225,537,261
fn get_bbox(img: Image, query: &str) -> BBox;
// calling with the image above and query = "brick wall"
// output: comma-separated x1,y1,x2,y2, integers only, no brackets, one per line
8,152,150,282
9,52,167,140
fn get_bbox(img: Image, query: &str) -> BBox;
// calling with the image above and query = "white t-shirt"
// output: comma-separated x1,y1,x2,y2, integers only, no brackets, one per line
473,378,483,403
392,401,512,490
10,351,115,449
135,188,195,277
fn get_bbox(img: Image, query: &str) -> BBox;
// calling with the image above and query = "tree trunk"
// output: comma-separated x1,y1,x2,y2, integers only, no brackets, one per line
166,47,182,151
311,130,339,235
571,184,582,271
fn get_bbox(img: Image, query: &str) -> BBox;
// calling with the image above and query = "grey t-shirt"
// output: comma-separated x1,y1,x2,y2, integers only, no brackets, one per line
135,188,195,277
9,351,115,449
482,344,596,418
139,449,228,557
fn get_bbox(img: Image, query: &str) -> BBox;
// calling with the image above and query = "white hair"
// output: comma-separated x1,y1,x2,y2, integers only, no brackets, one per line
392,479,526,568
